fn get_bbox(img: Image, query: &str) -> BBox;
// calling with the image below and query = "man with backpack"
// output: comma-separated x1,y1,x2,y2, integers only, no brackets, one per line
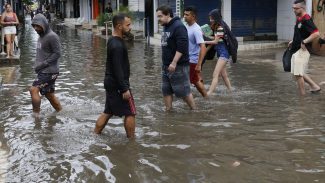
204,9,237,95
288,0,321,95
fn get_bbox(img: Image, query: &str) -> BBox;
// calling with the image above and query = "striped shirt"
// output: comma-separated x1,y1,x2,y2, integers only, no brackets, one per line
214,26,224,42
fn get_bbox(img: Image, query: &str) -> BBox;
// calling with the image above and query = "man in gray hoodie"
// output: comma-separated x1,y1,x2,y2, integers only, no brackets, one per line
29,14,62,116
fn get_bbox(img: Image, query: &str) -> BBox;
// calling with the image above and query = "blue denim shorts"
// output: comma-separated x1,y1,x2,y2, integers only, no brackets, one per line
162,65,191,98
215,42,230,62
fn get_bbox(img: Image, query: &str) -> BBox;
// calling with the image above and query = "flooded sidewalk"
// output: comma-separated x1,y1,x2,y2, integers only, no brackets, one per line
0,23,324,182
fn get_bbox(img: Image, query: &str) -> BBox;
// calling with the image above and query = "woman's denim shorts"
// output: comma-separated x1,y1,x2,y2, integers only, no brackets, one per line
215,42,230,62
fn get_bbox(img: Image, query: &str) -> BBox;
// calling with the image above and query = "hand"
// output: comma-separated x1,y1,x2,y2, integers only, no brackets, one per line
288,41,292,48
301,42,307,50
122,90,131,100
195,65,201,72
168,63,176,73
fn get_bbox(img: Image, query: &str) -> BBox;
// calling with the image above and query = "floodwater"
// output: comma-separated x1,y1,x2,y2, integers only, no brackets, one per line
0,20,324,183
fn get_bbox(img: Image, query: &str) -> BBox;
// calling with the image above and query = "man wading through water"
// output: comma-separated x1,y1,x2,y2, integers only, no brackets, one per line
183,6,208,97
289,0,321,95
30,14,62,117
94,13,136,139
156,5,196,111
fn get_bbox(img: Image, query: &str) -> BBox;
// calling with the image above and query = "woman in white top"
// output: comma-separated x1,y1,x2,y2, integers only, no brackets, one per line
1,4,19,58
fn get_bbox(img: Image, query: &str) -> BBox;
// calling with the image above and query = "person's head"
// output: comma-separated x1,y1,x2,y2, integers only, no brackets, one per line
31,14,49,35
32,24,43,34
5,4,12,12
156,5,173,26
209,9,222,26
183,6,197,24
292,0,306,16
108,2,111,7
113,13,131,35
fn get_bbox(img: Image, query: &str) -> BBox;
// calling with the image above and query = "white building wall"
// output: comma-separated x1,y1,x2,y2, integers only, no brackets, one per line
65,0,74,18
128,0,145,31
129,0,145,11
80,0,91,22
222,0,231,28
277,0,296,40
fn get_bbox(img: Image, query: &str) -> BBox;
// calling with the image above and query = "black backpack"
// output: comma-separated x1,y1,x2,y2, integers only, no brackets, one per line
221,20,238,63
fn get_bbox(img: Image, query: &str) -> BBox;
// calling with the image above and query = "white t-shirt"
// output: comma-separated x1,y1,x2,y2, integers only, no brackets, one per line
186,23,205,64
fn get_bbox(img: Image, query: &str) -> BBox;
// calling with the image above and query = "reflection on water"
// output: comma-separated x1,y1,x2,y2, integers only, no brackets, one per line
0,21,324,182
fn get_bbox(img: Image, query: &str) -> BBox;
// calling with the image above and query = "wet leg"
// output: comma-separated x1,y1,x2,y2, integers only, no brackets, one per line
29,86,41,114
221,67,232,92
194,81,207,97
124,115,135,139
45,93,62,112
5,35,11,57
183,93,196,110
303,75,320,91
164,95,173,111
94,113,113,134
296,76,306,95
207,59,227,95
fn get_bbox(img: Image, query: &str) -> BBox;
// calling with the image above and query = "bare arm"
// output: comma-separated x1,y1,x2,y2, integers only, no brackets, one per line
168,51,183,72
205,35,220,45
301,31,320,50
196,43,207,72
303,31,320,44
14,13,19,25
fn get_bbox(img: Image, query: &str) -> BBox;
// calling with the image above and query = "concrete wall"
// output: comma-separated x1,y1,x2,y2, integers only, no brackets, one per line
65,0,74,18
128,0,145,31
80,0,91,22
129,0,145,11
222,0,231,28
277,0,296,40
277,0,313,41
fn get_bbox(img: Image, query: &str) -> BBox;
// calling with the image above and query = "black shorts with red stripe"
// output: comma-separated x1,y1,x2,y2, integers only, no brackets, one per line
104,90,136,117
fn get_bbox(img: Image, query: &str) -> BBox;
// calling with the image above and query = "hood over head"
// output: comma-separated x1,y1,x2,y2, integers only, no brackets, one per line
32,14,50,35
209,9,222,25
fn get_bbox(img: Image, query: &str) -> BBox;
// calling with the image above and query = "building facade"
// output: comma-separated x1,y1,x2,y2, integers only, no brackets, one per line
56,0,318,41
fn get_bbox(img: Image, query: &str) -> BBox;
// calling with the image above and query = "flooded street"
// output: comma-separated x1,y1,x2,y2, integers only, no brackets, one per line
0,20,324,182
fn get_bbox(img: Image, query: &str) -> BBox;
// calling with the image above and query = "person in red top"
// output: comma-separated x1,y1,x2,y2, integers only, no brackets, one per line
288,0,321,95
1,3,19,58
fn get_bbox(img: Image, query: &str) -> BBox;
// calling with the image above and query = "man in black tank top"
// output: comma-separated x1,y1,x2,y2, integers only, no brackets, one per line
94,13,136,139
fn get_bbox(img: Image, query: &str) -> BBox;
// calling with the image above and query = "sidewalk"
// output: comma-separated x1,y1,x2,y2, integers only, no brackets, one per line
61,19,288,50
150,34,288,50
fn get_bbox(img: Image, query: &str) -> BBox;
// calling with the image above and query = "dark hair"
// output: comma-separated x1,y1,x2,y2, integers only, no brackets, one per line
294,0,305,4
184,6,197,17
156,5,174,18
112,13,129,28
209,9,222,24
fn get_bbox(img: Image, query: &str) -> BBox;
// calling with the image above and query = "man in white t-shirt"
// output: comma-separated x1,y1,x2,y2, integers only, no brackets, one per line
184,6,207,97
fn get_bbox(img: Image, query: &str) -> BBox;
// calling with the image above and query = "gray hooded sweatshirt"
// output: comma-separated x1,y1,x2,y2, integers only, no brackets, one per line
32,14,61,74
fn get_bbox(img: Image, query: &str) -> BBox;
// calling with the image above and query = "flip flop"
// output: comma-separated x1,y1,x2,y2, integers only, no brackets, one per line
311,89,321,94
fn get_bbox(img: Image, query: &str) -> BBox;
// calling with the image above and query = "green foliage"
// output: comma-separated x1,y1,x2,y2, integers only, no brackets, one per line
114,6,134,20
97,13,113,26
22,0,34,5
97,6,134,26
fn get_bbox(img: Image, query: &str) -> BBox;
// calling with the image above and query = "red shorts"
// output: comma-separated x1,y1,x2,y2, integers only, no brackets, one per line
189,63,203,84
